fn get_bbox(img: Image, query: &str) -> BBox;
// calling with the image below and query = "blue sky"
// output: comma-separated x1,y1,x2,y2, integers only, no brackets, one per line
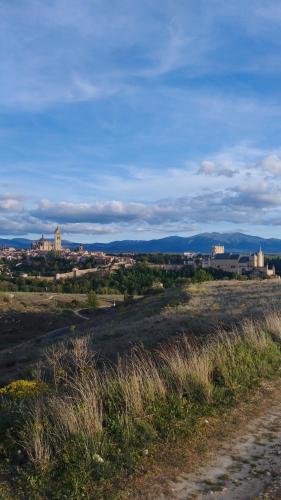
2,1,281,242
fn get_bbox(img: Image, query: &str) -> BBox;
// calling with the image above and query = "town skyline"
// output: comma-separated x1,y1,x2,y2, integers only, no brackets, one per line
2,1,281,242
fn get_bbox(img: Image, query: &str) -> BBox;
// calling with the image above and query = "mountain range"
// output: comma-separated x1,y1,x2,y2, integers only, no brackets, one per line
2,232,281,253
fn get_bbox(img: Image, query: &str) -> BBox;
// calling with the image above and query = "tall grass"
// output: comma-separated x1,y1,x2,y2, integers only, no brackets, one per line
22,403,51,472
264,310,281,342
2,313,281,498
160,338,213,402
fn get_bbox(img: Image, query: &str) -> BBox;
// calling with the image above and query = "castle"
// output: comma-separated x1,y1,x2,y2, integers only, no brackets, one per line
32,227,62,252
202,245,275,277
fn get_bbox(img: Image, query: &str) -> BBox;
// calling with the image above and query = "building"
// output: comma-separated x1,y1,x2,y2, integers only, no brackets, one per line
32,227,63,252
32,235,53,252
212,244,225,256
207,247,275,277
210,253,241,273
54,226,62,251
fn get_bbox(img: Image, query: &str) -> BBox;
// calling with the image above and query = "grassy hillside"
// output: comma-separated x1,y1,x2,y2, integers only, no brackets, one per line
1,311,281,498
2,280,281,386
1,280,281,497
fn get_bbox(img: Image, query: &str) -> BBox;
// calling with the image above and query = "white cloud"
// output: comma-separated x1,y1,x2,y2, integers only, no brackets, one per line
0,195,24,212
4,143,281,238
260,154,281,175
197,160,238,177
15,175,281,236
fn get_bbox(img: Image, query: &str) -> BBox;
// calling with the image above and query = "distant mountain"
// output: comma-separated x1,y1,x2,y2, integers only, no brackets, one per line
83,233,281,253
2,232,281,253
0,238,32,249
0,238,78,250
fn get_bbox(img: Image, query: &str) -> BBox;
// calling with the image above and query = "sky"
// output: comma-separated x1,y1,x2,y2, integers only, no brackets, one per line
2,1,281,242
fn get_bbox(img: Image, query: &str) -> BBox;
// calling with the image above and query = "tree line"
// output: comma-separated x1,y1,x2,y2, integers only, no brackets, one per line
0,262,238,295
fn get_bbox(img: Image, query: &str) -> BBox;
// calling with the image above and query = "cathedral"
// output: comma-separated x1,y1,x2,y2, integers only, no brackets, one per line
32,227,62,252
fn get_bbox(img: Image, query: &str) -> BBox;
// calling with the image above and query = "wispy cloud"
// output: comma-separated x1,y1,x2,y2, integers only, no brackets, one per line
3,0,281,110
2,2,281,239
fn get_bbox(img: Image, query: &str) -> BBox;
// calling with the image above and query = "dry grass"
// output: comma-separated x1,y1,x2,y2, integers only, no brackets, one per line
4,279,281,389
20,312,281,473
160,338,213,401
49,388,103,440
264,311,281,342
2,307,280,499
115,351,167,416
22,403,52,472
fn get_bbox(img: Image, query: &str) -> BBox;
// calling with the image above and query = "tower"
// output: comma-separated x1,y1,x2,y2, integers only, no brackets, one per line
54,226,62,251
250,253,258,268
212,244,224,256
257,247,264,268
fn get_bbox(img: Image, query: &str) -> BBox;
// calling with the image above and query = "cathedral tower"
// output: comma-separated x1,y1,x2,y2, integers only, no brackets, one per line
54,227,62,251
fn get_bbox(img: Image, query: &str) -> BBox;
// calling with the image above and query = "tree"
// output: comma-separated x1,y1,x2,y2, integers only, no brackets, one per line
87,290,98,309
192,269,213,283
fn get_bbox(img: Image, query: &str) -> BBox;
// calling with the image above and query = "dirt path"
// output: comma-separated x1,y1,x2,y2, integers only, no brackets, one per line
73,308,90,320
164,398,281,499
128,380,281,500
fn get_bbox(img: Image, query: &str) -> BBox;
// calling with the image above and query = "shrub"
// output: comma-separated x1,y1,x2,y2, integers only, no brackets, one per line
0,380,47,399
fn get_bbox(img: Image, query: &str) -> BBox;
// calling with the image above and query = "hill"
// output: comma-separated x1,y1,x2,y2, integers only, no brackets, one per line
2,279,281,385
84,232,278,253
3,232,281,253
0,237,32,249
2,281,281,498
0,238,78,250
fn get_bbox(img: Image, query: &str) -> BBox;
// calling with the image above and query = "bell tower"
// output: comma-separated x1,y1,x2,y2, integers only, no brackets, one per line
54,226,62,251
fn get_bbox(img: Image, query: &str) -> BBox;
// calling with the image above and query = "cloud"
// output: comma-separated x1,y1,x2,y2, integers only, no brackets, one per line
13,176,281,236
1,0,208,109
4,141,281,238
31,198,196,228
0,213,121,237
260,154,281,175
228,183,281,208
32,200,151,224
4,0,280,111
0,74,119,110
197,160,238,177
0,195,24,212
